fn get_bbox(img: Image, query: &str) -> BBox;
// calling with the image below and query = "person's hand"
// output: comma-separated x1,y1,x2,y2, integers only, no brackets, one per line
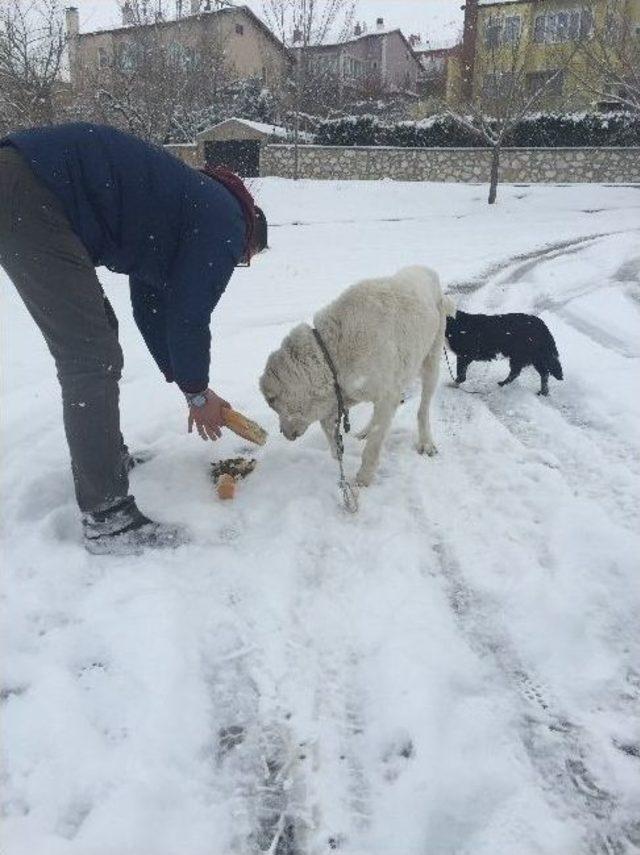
188,390,231,441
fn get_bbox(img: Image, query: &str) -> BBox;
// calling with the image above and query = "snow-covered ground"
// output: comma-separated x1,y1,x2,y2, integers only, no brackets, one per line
2,180,639,855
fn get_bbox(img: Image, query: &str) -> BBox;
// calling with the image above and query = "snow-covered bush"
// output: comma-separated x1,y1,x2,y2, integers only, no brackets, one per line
315,112,640,148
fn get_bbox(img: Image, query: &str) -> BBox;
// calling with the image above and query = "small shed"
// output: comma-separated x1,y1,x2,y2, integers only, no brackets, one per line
196,118,295,177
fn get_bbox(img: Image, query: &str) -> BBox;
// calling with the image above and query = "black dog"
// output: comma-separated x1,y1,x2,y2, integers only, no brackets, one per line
445,310,563,396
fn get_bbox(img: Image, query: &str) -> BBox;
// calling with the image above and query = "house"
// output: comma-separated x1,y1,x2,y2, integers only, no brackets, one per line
408,35,459,98
292,18,424,98
65,1,293,90
451,0,640,109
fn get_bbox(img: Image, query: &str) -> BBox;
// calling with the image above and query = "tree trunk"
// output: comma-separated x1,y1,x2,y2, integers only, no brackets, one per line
293,109,300,181
488,143,500,205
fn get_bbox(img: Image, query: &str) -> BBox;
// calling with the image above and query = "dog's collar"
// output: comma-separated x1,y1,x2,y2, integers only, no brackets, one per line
311,327,350,434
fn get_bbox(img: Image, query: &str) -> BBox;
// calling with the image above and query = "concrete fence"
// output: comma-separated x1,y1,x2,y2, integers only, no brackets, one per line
260,144,640,184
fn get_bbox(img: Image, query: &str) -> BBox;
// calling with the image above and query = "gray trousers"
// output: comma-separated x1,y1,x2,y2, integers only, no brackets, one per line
0,146,130,513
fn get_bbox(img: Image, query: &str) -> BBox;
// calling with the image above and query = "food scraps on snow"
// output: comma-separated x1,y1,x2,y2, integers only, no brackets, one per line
210,457,257,501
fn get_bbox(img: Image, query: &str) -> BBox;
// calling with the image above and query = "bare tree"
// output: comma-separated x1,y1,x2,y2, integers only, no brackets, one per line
261,0,356,48
572,0,639,113
261,0,356,177
0,0,67,134
73,9,231,143
446,12,577,204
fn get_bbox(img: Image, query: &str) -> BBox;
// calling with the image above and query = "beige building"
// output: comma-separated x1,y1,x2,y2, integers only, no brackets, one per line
408,36,459,98
65,1,293,90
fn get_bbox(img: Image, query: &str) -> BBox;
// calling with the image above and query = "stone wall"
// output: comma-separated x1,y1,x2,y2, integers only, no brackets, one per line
260,144,640,183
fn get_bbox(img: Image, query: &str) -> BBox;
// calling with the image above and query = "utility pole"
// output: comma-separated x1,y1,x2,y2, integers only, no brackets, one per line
293,0,307,181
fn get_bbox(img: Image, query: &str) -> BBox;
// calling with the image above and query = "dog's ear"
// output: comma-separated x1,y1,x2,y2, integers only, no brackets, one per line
284,325,313,367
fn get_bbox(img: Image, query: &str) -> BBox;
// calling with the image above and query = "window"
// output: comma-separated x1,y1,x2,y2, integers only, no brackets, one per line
168,41,194,71
503,15,521,44
118,42,139,73
526,70,564,97
556,12,570,42
533,15,545,43
568,10,581,40
483,71,514,99
485,16,502,47
485,14,521,46
235,23,244,35
579,7,594,39
97,47,109,69
533,8,594,44
546,13,558,42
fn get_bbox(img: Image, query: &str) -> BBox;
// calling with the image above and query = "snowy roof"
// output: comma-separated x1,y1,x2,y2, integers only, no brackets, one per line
231,118,289,137
478,0,522,6
195,118,287,140
196,118,314,143
413,39,459,54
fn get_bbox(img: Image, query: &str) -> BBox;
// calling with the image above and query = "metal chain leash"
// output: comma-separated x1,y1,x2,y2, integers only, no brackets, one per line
443,347,479,395
443,346,457,383
311,327,359,513
333,416,359,514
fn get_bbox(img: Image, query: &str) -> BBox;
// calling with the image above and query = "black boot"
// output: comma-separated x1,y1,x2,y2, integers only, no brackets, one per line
83,496,188,555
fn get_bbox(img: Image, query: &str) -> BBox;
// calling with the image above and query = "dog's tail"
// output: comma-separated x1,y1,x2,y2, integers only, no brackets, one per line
543,326,563,381
441,294,456,318
547,353,564,381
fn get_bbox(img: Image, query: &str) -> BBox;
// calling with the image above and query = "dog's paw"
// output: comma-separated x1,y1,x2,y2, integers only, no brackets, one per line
355,468,374,487
417,441,438,457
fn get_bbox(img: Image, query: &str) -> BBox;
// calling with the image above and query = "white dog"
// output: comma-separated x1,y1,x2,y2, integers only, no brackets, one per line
260,266,456,486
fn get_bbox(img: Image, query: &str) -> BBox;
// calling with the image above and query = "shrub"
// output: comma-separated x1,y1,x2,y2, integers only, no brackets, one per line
314,112,640,148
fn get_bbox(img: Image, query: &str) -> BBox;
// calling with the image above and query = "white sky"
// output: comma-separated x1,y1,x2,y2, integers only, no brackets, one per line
73,0,464,48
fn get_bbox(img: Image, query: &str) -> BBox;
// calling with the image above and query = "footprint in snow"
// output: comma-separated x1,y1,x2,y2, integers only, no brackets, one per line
381,730,415,782
0,684,28,703
56,801,93,840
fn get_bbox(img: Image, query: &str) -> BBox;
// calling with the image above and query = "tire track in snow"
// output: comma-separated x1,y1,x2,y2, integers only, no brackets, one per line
387,397,639,854
199,613,305,855
273,532,373,854
449,229,640,305
449,233,611,296
553,306,640,359
435,232,640,850
206,526,374,854
481,390,640,531
444,385,638,852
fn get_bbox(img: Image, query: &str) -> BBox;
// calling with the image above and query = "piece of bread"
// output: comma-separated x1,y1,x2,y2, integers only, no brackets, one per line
217,473,236,500
222,408,268,446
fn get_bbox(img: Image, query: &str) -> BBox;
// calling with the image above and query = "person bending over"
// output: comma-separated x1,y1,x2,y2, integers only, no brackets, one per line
0,122,260,554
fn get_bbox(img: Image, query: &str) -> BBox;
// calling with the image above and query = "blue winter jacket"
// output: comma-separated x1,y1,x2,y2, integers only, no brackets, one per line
2,123,246,392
